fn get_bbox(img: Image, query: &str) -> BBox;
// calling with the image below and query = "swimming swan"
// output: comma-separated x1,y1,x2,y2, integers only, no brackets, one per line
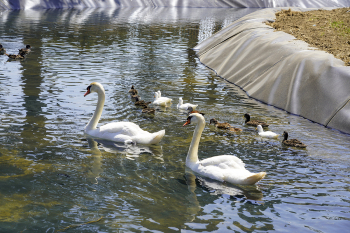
183,113,266,185
177,97,198,110
84,82,165,144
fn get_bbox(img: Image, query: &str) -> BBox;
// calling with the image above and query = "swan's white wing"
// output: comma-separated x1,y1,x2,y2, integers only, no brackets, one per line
200,155,246,170
99,122,143,136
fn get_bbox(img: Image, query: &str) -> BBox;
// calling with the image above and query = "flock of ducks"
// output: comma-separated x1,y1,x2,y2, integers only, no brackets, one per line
0,44,31,60
84,82,307,186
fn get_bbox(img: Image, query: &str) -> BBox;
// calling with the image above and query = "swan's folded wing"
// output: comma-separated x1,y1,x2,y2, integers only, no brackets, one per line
99,122,142,136
200,155,246,169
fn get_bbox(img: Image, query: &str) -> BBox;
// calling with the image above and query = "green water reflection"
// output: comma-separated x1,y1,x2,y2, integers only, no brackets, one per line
0,7,349,233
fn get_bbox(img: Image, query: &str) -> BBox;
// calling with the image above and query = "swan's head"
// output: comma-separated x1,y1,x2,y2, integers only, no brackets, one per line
183,113,205,127
209,118,218,125
84,82,104,97
244,113,251,122
256,125,264,133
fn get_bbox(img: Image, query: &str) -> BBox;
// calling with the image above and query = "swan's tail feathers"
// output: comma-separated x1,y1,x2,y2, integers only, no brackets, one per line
244,172,266,185
149,130,165,144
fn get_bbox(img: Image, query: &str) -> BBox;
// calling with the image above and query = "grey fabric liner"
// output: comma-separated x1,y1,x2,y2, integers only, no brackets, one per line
1,0,350,10
194,7,350,134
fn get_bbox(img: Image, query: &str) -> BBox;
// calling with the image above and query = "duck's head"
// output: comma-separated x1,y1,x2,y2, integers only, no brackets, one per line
84,82,104,97
244,113,251,122
256,125,263,133
183,113,205,126
209,118,218,125
282,131,289,140
25,45,31,49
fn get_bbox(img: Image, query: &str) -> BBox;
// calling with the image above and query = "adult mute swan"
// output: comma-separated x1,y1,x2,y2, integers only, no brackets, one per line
183,113,266,185
153,91,172,106
177,97,198,110
84,82,165,144
257,125,279,138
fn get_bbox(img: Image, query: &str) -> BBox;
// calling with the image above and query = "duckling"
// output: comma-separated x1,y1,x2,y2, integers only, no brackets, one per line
244,113,269,127
256,125,279,138
210,118,242,132
128,85,138,95
282,131,307,148
19,45,31,54
134,96,151,107
142,105,155,114
6,53,25,59
0,44,6,54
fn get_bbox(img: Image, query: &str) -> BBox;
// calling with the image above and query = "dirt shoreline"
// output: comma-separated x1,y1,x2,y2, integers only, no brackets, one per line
266,8,350,66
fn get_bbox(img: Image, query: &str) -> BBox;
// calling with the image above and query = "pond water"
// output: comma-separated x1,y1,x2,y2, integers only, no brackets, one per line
0,7,349,233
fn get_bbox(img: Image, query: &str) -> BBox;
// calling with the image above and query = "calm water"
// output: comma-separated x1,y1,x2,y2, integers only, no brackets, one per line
0,7,349,233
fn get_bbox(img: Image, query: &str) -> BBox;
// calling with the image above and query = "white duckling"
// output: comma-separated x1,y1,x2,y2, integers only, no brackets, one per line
84,82,165,144
152,91,172,106
183,113,266,185
177,97,198,110
257,125,279,138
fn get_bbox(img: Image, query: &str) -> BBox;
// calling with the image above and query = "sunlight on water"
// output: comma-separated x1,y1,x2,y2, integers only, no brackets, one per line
0,7,349,233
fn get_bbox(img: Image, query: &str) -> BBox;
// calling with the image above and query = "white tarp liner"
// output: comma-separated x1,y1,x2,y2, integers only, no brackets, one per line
1,0,350,10
195,8,350,134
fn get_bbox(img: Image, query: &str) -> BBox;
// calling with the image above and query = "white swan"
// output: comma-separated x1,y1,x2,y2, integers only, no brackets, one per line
257,125,279,138
177,97,198,110
84,82,165,144
153,91,172,106
183,113,266,185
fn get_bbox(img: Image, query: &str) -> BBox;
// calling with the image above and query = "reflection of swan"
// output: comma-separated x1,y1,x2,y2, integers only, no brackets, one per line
177,97,198,110
185,168,263,201
86,138,103,184
183,113,266,185
91,137,163,161
153,91,172,106
257,125,279,138
84,82,165,144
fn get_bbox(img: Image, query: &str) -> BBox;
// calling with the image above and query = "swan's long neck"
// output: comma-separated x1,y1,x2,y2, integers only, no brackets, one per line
86,89,105,131
187,116,205,164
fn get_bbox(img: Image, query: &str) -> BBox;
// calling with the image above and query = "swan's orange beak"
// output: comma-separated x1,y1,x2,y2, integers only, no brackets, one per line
183,119,191,127
84,89,90,97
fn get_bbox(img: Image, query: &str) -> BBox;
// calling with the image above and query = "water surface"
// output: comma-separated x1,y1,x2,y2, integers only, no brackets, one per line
0,7,349,233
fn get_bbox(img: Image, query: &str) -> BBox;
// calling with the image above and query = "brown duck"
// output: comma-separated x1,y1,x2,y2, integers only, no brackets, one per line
128,85,138,95
244,113,269,127
142,105,155,114
282,131,307,148
134,96,151,107
0,44,6,54
6,53,25,59
209,118,242,132
19,45,31,54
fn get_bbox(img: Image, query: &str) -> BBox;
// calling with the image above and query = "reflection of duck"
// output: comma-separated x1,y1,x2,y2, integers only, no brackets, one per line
257,125,279,138
183,113,266,185
282,131,307,148
209,118,242,132
153,91,172,106
19,44,31,54
244,113,269,127
177,97,198,110
84,82,165,144
128,85,138,95
6,53,25,59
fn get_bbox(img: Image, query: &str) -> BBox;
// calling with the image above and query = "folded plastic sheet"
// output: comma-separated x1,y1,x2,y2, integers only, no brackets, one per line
195,8,350,134
1,0,350,10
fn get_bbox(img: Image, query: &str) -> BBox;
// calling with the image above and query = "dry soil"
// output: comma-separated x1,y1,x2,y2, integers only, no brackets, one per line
266,8,350,66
